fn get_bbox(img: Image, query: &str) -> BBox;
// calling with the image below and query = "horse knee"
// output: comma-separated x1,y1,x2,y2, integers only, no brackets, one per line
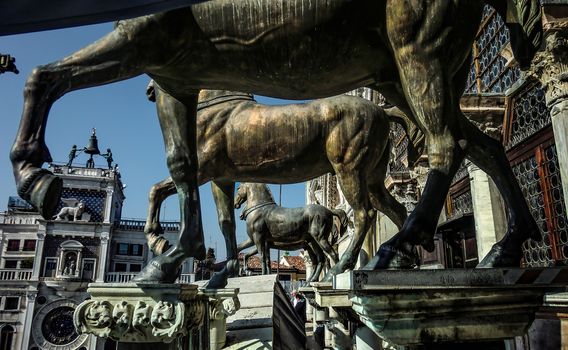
166,155,197,186
426,131,459,174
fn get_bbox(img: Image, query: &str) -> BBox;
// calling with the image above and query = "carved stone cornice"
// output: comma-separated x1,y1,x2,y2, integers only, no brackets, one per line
528,23,568,108
73,283,205,343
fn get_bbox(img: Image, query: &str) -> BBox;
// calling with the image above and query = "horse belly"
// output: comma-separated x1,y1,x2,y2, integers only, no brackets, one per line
265,208,308,244
180,0,388,99
225,105,328,170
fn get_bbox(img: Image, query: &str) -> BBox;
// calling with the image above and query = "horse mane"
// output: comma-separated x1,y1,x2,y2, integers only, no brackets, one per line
263,184,276,202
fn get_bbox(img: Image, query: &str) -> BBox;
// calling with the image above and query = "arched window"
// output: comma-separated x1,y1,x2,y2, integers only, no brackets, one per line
0,325,15,350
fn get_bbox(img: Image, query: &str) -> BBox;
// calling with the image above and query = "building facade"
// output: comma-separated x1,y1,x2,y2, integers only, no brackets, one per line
0,149,192,349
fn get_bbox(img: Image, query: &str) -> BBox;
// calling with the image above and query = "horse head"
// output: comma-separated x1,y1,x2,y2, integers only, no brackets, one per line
234,183,248,209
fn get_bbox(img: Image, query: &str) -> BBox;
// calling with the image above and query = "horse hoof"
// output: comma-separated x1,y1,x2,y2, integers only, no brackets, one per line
18,169,62,220
204,270,229,289
363,244,418,270
132,258,178,283
477,244,522,268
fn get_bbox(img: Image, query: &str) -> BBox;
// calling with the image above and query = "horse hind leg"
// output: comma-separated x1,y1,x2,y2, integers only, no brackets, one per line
307,239,326,282
205,181,239,288
366,0,477,270
367,141,407,230
460,116,540,267
145,177,177,255
311,219,339,265
134,88,204,283
304,245,319,283
11,19,165,219
324,170,372,281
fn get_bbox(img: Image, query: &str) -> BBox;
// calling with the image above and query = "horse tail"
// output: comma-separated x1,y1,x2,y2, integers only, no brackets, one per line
330,209,349,237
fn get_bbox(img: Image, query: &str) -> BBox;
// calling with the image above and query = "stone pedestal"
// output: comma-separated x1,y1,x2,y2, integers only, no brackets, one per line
198,288,240,350
309,282,357,350
335,268,568,347
73,283,206,349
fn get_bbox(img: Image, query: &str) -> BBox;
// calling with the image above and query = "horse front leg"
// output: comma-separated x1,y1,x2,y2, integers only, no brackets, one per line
11,19,160,219
206,181,239,288
134,87,205,283
304,245,319,283
460,118,541,266
323,169,373,281
366,0,475,269
145,177,176,255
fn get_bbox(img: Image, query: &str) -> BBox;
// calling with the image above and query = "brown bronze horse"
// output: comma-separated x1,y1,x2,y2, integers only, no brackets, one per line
234,183,349,283
144,89,406,286
9,0,542,283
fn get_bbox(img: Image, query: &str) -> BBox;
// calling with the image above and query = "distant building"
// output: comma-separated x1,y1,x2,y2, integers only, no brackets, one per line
0,135,192,350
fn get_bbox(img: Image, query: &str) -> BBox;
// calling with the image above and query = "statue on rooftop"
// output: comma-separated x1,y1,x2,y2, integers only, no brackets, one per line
67,145,78,167
101,148,113,169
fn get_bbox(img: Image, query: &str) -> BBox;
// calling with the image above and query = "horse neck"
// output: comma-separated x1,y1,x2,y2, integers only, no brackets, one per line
246,184,275,207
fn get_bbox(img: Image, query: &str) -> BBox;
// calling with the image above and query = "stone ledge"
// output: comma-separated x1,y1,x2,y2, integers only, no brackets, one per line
334,268,568,346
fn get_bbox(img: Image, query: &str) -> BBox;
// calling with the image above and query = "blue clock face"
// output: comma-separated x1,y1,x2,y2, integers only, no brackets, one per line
41,306,78,345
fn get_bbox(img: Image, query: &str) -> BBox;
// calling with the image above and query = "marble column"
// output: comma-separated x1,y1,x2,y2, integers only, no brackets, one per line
32,230,46,280
467,162,507,261
96,232,110,282
529,17,568,212
104,188,115,223
21,292,37,350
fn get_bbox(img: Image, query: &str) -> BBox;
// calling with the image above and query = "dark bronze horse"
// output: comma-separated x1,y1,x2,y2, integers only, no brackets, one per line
234,183,348,282
10,0,542,283
144,88,406,286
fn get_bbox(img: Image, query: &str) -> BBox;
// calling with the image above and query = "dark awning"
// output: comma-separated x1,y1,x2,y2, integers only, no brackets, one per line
0,0,208,36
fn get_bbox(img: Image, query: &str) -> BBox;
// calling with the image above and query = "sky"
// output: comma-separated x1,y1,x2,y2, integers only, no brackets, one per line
0,23,307,261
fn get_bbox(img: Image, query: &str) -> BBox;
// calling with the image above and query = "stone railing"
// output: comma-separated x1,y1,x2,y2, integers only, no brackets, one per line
105,272,195,284
116,218,180,232
105,272,137,283
50,163,118,179
0,269,33,281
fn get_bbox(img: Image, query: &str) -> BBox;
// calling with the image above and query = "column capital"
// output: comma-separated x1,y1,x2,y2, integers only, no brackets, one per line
26,292,37,302
528,23,568,108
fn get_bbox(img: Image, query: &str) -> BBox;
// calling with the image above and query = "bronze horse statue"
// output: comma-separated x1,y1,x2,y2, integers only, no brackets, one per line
10,0,542,283
234,183,348,282
144,88,406,286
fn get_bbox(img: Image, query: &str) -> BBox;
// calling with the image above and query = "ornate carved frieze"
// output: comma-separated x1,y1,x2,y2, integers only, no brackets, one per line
73,283,205,343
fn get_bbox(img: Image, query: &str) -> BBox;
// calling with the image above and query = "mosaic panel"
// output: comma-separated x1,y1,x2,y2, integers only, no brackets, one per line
538,145,568,264
467,6,520,94
452,161,469,185
448,190,473,219
514,155,555,267
507,85,550,148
